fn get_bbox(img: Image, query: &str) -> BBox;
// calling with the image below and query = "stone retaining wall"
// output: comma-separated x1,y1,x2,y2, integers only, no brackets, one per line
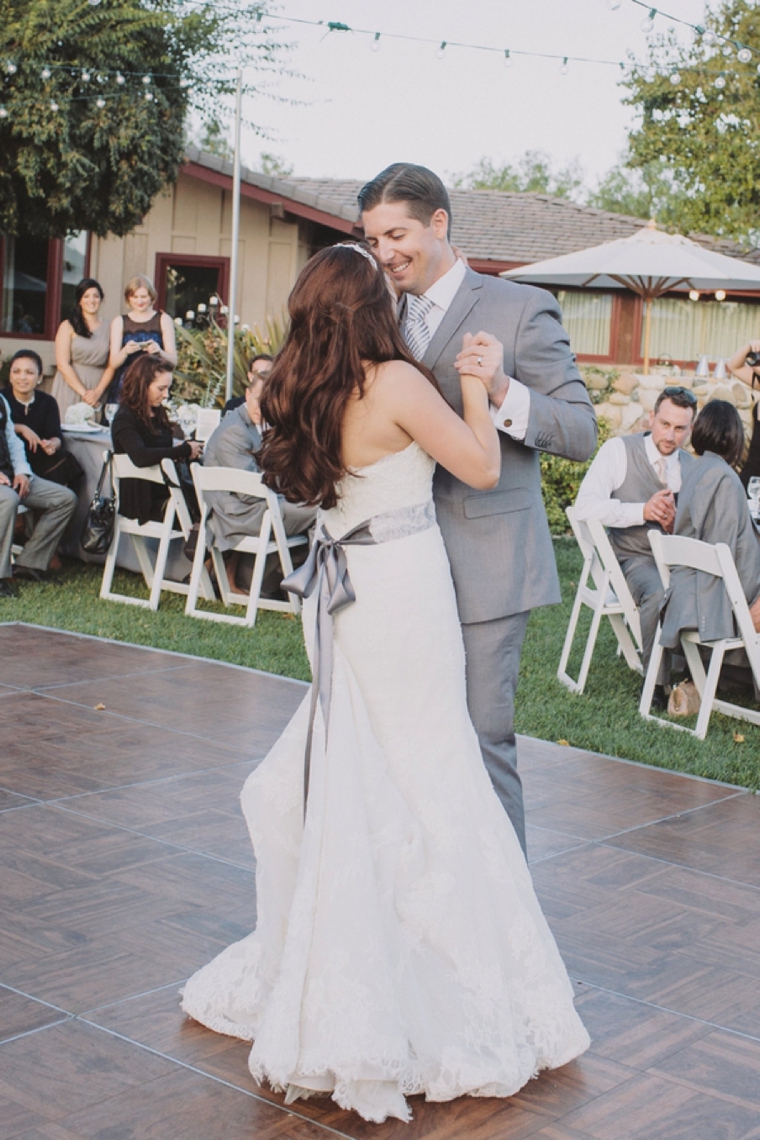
581,364,757,440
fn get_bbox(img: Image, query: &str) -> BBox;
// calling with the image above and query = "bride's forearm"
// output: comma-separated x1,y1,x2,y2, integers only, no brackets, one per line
460,373,501,485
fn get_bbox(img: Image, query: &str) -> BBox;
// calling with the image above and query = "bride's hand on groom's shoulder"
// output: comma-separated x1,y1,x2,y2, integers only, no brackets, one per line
455,331,509,405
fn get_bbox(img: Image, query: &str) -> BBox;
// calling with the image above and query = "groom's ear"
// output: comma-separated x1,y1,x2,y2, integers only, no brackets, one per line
429,208,450,242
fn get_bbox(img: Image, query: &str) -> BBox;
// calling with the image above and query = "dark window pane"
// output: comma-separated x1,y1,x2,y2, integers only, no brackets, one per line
59,232,89,325
1,236,49,334
163,263,220,320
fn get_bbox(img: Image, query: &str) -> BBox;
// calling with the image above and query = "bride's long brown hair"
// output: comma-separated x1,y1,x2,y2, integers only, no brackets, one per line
258,243,437,509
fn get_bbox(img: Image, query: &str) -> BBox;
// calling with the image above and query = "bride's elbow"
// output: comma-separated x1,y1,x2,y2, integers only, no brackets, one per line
468,462,501,490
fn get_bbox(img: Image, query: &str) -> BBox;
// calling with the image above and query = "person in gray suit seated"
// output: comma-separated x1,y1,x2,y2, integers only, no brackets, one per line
202,372,315,598
660,400,760,669
359,163,597,854
575,387,696,708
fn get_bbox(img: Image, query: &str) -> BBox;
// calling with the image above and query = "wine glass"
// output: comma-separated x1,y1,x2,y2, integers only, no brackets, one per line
748,476,760,518
104,403,118,427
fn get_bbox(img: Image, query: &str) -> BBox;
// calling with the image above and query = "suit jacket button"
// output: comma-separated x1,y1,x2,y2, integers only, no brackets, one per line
502,418,513,428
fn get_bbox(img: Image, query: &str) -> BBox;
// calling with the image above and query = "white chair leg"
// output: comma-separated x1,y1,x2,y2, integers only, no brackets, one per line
609,614,643,674
185,522,208,619
100,525,121,600
639,626,664,719
244,515,272,628
694,645,724,740
149,504,176,611
575,598,606,696
557,586,586,691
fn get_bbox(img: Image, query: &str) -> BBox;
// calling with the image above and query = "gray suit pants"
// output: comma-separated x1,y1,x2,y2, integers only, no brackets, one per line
619,554,669,685
461,609,530,855
0,476,77,579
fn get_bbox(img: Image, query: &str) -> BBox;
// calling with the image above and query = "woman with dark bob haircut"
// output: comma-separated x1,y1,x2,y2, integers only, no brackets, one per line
182,242,589,1122
659,399,760,656
110,355,201,525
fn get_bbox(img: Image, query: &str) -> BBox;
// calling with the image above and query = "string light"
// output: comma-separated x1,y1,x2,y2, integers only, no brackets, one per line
715,289,726,301
503,49,512,68
0,107,8,119
370,32,380,52
50,100,59,111
689,290,700,301
560,56,569,74
737,47,752,64
702,30,717,46
81,71,91,81
669,71,680,85
116,72,125,85
641,8,657,33
144,91,154,101
714,74,726,88
41,67,51,79
142,74,151,84
5,62,17,75
436,41,447,60
95,97,106,108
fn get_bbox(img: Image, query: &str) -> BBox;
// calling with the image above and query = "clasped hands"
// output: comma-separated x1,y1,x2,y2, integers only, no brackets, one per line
16,424,57,456
644,488,675,533
454,331,510,407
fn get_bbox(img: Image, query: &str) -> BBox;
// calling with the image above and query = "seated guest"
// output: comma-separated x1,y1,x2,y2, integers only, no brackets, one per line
223,353,273,415
0,387,77,596
111,356,202,525
660,401,760,666
203,370,315,596
1,350,82,489
575,387,696,707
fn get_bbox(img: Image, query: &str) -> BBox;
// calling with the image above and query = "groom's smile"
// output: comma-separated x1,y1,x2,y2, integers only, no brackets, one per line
362,200,455,296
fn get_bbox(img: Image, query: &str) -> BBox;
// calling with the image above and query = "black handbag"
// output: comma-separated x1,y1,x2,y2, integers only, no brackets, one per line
81,451,116,554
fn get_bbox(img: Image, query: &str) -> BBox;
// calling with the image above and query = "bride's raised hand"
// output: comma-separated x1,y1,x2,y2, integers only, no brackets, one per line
455,331,510,406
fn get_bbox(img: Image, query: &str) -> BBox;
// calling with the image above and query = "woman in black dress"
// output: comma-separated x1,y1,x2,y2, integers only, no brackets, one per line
726,339,760,488
107,275,177,404
111,356,202,524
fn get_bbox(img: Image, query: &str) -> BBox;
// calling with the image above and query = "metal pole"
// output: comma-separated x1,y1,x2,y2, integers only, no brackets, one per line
225,68,243,404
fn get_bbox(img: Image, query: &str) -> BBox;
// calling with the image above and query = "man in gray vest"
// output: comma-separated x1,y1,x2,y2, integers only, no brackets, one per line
360,163,597,854
575,387,697,706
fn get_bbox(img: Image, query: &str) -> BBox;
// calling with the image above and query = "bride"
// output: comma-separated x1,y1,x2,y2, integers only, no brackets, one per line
181,242,589,1124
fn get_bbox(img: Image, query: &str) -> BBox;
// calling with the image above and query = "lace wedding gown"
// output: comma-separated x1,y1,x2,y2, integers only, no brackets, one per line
182,441,589,1123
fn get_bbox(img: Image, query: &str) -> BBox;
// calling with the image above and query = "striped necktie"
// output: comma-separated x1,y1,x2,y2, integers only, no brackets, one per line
404,294,435,361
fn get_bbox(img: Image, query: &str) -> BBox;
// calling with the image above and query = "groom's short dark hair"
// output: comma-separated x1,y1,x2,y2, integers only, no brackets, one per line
358,164,452,237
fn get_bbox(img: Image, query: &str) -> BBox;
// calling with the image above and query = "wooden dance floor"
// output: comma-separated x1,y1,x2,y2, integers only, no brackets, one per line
1,622,759,1140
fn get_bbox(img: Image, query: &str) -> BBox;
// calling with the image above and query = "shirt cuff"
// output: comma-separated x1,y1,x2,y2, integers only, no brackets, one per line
490,378,530,440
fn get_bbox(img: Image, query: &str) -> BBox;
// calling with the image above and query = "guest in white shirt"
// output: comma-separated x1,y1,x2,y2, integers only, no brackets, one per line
574,387,697,707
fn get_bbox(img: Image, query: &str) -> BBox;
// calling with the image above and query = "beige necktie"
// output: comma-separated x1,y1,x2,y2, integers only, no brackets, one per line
655,456,668,486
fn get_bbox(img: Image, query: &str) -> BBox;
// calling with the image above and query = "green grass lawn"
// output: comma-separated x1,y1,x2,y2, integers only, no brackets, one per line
4,542,758,790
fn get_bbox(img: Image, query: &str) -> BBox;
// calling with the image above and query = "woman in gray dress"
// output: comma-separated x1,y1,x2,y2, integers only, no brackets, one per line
52,278,114,417
660,400,760,657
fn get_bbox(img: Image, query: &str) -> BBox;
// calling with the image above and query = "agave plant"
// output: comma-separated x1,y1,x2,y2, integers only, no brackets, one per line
173,315,288,407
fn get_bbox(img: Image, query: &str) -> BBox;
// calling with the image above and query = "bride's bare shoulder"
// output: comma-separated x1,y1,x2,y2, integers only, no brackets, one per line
369,359,427,393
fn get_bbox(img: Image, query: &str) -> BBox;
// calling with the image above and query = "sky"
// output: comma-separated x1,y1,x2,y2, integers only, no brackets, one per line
234,0,706,190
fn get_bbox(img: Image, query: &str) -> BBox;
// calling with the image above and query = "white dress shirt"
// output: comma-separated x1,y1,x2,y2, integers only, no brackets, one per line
1,395,32,478
412,259,531,441
574,433,682,530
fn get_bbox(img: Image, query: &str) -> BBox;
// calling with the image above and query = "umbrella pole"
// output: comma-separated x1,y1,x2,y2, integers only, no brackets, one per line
643,297,652,375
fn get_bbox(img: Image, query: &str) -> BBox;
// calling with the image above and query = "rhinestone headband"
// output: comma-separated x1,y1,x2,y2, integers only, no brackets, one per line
339,242,377,269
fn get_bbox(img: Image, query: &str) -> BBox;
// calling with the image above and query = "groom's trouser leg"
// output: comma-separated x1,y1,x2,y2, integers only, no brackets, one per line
461,610,530,856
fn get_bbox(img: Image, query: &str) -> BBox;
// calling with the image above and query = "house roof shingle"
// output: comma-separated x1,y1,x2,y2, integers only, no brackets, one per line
184,150,760,268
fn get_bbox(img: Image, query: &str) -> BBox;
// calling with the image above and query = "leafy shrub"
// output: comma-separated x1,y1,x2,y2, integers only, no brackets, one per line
173,316,287,407
541,415,613,535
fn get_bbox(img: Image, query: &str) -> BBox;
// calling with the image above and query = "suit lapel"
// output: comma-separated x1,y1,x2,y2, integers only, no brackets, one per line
423,268,483,370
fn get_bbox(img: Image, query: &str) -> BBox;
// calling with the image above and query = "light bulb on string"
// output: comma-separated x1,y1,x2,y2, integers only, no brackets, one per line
0,107,8,119
81,70,91,82
738,47,752,64
715,289,726,301
436,41,447,60
5,62,17,75
96,73,104,83
715,74,726,88
116,72,125,85
50,100,59,111
96,96,106,108
559,56,569,75
702,29,717,45
88,0,102,5
41,67,51,79
370,32,380,52
142,74,151,84
670,71,681,85
641,8,657,33
144,91,154,101
689,289,700,302
722,44,734,58
503,49,512,68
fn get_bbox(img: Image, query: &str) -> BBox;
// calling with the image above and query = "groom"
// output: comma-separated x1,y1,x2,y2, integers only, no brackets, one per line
359,164,597,854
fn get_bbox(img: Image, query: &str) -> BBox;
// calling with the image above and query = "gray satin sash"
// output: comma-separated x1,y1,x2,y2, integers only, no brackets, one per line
282,501,436,818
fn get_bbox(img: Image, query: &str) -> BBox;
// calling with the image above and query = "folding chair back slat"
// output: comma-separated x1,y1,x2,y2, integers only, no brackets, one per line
557,505,644,694
186,462,308,628
641,531,760,739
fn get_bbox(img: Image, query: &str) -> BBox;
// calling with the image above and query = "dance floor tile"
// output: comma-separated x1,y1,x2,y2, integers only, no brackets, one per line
3,625,758,1140
0,986,67,1043
606,793,760,886
561,1071,760,1140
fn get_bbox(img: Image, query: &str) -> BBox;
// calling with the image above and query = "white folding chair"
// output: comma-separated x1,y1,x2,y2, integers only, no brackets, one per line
100,452,211,611
640,532,760,739
557,505,644,694
185,464,308,628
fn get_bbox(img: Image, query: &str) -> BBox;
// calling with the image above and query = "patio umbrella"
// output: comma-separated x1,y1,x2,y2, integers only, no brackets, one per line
502,220,760,373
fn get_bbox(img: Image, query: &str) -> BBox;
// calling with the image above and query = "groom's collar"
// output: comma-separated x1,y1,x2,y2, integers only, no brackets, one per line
423,256,466,315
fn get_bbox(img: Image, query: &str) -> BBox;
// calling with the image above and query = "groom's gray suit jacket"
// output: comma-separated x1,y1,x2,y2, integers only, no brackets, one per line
422,268,597,625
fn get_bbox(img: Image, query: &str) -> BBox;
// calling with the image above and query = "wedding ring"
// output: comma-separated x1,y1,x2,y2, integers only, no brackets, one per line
477,356,483,366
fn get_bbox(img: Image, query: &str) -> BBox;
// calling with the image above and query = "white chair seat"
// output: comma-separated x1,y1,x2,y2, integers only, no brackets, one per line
185,463,307,629
640,532,760,739
557,505,644,694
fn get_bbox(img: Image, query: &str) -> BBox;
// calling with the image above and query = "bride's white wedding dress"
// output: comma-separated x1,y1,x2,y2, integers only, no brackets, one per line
182,441,589,1123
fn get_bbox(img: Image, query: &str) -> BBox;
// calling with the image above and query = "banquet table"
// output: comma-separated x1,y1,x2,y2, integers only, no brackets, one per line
60,425,192,581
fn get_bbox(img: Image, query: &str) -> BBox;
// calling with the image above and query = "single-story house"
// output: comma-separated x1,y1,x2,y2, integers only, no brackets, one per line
3,147,760,374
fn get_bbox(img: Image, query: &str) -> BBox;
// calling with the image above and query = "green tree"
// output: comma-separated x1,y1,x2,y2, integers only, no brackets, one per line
622,0,760,243
0,0,288,239
454,150,584,201
257,151,294,177
195,118,233,160
587,153,689,228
